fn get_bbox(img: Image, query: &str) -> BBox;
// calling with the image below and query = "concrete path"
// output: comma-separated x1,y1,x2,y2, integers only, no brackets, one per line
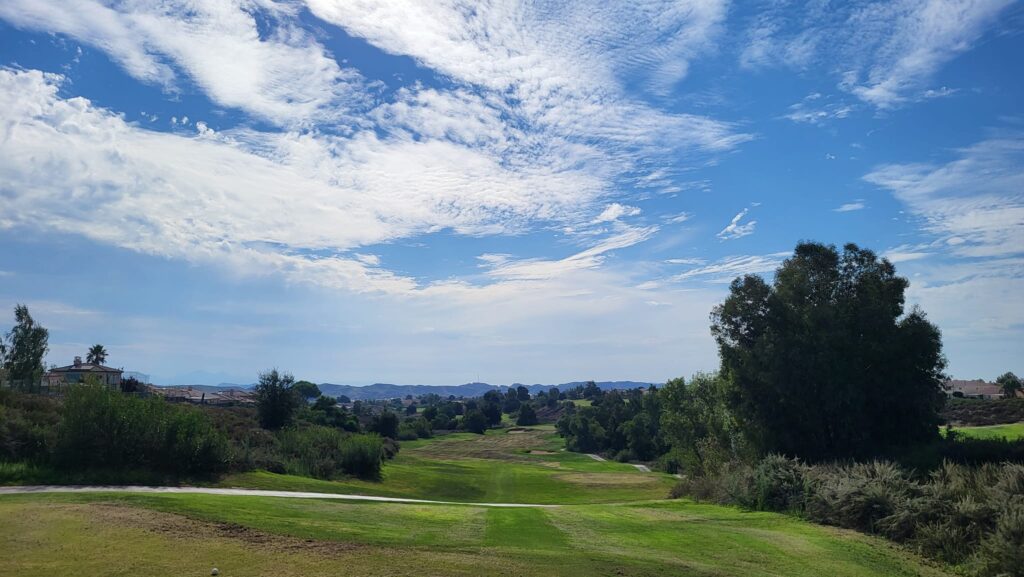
586,453,606,462
0,485,557,508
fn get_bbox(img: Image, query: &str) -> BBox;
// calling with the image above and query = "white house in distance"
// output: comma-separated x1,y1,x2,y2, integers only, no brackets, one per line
944,379,1004,400
43,356,123,388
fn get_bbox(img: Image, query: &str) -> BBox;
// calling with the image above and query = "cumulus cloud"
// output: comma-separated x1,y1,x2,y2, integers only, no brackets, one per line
717,208,758,240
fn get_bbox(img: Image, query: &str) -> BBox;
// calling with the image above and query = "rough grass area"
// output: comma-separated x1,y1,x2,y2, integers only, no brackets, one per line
947,422,1024,441
0,494,953,577
219,426,677,504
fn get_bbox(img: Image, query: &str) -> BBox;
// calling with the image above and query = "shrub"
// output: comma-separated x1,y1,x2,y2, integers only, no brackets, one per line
54,383,228,477
0,390,59,462
978,500,1024,577
277,426,383,480
339,434,385,480
751,454,806,512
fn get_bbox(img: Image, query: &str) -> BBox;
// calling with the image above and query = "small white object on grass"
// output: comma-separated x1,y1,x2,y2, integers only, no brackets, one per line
211,569,219,576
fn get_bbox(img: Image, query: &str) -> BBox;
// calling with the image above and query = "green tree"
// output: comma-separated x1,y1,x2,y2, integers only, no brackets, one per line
659,374,743,475
996,372,1021,399
291,380,322,401
710,242,946,461
371,410,399,439
516,403,538,426
462,409,488,434
86,344,108,365
254,369,298,430
3,305,49,390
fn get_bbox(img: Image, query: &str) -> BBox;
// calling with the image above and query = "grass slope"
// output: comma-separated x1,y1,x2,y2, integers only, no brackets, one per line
0,494,951,577
948,422,1024,441
220,426,677,504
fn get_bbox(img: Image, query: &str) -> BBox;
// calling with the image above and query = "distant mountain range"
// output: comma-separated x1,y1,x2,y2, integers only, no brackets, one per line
154,380,656,400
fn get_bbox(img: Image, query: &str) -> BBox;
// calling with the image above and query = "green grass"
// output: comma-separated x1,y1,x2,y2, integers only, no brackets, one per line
220,426,677,504
0,493,952,577
0,426,953,576
944,422,1024,440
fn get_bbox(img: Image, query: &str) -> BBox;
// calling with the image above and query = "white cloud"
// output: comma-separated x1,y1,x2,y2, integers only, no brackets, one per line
0,0,369,126
0,68,605,294
864,136,1024,258
717,208,757,240
783,93,854,125
665,258,706,265
834,201,866,212
593,203,641,224
478,226,657,282
670,253,790,283
303,0,749,158
740,0,1014,108
663,211,694,224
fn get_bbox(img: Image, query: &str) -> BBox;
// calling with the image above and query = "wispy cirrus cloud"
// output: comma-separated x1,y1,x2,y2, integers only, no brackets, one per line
834,200,867,212
740,0,1015,108
864,135,1024,258
669,253,790,283
717,208,757,240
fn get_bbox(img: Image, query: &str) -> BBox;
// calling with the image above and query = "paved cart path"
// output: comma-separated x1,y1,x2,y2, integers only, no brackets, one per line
0,485,557,508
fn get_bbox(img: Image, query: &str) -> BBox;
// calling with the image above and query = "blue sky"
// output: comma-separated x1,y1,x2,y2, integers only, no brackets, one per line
0,1,1021,386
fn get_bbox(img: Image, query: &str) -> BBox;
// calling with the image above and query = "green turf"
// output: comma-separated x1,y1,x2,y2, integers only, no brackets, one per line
0,493,952,577
945,421,1024,440
219,426,677,504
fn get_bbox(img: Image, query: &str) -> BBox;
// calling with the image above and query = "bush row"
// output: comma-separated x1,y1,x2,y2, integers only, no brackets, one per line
673,456,1024,576
1,386,390,482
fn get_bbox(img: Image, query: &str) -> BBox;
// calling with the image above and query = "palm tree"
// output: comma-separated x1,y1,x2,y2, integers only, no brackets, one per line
86,344,108,366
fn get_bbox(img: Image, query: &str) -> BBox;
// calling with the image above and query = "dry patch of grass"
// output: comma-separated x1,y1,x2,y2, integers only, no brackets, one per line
555,472,662,487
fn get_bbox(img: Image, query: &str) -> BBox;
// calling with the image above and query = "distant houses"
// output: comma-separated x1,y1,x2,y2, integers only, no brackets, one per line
42,356,123,389
150,386,255,406
944,379,1005,400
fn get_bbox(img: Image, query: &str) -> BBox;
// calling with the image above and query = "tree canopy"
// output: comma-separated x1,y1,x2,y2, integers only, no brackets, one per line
711,242,946,461
291,380,322,400
997,372,1021,398
254,369,299,430
3,305,49,388
86,344,108,365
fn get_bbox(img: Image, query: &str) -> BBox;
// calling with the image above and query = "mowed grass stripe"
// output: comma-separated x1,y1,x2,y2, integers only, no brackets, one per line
484,508,568,550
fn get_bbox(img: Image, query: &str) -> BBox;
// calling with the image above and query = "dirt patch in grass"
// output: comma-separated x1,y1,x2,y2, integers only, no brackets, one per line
528,450,556,455
83,503,366,556
411,428,559,461
555,473,659,487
